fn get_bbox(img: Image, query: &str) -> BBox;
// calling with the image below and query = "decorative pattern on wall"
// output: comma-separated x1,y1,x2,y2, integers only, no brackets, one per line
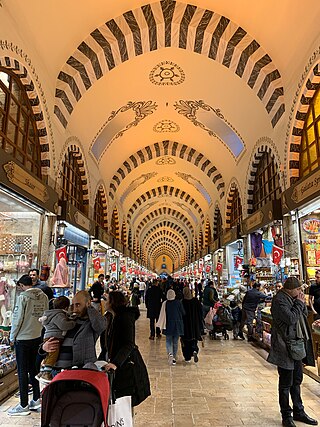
109,140,225,201
0,55,51,174
120,172,158,204
288,62,320,184
143,220,189,242
175,172,212,204
156,156,176,165
54,0,284,129
174,100,245,159
157,176,174,182
127,186,204,221
90,101,158,162
149,61,185,85
173,201,199,225
144,229,186,251
153,120,180,133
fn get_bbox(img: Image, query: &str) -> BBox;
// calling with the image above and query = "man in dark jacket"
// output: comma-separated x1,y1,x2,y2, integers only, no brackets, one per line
240,282,266,341
89,274,105,310
267,277,317,427
145,280,163,339
202,280,218,319
29,268,54,303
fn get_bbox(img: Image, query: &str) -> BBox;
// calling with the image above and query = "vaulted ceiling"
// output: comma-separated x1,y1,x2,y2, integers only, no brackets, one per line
2,0,320,272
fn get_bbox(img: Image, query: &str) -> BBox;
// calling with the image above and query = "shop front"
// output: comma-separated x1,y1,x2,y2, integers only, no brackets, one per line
241,199,283,290
89,226,114,287
221,226,243,292
57,201,93,295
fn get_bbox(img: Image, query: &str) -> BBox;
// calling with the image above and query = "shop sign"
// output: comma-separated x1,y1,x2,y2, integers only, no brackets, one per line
3,161,48,202
222,226,239,246
74,211,91,231
302,218,320,234
209,239,219,253
292,169,320,204
242,211,264,234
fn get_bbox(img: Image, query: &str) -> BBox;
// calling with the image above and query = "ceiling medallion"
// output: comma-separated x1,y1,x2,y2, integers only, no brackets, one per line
157,176,174,183
149,61,185,86
156,156,176,166
153,120,180,133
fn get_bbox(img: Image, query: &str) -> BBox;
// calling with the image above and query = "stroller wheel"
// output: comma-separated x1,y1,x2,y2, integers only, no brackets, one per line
225,333,229,340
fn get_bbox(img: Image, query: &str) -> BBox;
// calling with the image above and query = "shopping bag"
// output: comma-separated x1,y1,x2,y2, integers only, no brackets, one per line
204,307,215,330
107,395,133,427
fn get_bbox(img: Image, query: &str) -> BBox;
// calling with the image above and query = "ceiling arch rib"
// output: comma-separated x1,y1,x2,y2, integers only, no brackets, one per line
146,236,185,257
110,141,225,202
142,221,190,244
54,1,284,130
143,229,186,251
127,186,205,223
135,207,194,235
149,245,181,262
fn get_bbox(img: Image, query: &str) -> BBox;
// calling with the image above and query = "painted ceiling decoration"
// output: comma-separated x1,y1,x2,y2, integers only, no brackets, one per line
90,100,158,162
153,120,180,133
157,176,174,182
109,140,225,200
120,172,158,204
54,0,284,129
149,60,185,85
127,185,205,221
174,100,245,159
175,172,212,204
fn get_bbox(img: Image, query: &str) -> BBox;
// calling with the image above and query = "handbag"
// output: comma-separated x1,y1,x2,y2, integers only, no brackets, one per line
286,338,306,360
16,254,29,274
4,254,16,272
107,395,133,427
204,307,215,330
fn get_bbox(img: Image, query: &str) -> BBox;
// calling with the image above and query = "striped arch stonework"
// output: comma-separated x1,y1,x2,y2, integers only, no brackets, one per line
110,141,225,200
144,231,186,253
247,144,281,214
143,220,189,242
111,207,120,239
225,184,240,228
121,221,127,245
128,186,204,221
148,239,183,256
204,219,212,246
289,63,320,185
63,145,89,204
213,205,222,236
0,56,51,174
136,207,194,234
95,184,108,229
55,0,284,129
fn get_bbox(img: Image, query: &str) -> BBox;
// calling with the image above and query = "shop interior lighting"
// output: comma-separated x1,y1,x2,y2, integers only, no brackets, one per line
57,221,67,237
297,199,320,219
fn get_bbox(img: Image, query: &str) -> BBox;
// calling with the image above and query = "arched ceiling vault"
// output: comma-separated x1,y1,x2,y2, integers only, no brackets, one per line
7,1,320,268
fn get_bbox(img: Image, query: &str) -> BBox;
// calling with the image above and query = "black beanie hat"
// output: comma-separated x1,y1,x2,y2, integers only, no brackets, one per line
283,277,301,290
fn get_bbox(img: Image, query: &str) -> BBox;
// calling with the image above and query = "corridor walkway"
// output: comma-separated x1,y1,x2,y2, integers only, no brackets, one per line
0,305,320,426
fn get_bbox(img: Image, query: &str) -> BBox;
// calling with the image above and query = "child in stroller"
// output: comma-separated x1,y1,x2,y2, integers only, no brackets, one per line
211,301,233,340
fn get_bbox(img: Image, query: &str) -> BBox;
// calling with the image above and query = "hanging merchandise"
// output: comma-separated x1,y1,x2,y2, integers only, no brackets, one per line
93,257,101,271
111,262,117,272
272,245,284,265
235,256,243,269
216,262,223,272
55,246,68,261
251,233,263,258
40,264,50,281
205,265,211,273
121,265,127,273
16,254,30,274
51,257,69,287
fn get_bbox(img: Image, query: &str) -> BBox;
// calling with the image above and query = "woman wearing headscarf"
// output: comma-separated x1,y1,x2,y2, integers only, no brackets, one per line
157,289,185,365
181,287,203,363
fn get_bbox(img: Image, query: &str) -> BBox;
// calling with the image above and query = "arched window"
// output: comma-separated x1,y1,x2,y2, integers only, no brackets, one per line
0,68,42,178
229,188,242,228
252,152,281,211
94,187,107,230
60,151,85,213
300,88,320,178
214,209,223,240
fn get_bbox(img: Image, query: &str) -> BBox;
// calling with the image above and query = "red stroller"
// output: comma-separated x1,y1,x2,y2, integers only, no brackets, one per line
41,369,110,427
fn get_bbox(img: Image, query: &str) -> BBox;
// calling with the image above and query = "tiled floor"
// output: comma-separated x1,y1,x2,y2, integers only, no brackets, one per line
1,305,320,426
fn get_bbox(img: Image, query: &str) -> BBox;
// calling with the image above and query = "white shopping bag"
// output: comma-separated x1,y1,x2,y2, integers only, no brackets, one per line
108,395,133,427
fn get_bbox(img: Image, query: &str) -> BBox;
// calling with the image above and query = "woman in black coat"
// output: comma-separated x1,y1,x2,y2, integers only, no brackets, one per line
181,287,203,362
100,292,150,406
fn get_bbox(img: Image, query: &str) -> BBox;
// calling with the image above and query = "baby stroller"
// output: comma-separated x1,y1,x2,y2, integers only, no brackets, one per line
41,369,110,427
211,302,233,340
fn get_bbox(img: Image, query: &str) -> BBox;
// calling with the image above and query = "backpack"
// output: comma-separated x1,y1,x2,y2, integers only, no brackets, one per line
216,305,233,330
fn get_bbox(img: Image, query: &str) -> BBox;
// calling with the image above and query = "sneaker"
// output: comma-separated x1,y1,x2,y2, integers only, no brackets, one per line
193,351,199,363
172,358,176,365
8,403,31,416
14,385,33,398
40,371,53,383
168,353,173,365
29,399,41,410
185,359,191,363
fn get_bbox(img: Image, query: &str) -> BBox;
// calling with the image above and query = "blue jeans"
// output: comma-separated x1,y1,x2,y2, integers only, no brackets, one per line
166,335,179,358
15,337,41,407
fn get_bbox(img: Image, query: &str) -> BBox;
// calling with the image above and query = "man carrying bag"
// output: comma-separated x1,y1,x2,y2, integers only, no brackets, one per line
268,277,317,427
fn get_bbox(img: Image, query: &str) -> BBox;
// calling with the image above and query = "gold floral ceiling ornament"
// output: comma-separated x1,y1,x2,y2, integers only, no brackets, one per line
156,156,176,165
149,61,185,86
157,176,174,183
153,120,180,133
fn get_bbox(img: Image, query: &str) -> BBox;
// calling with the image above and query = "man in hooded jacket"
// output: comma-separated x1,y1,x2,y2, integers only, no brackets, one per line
8,274,49,416
268,277,317,427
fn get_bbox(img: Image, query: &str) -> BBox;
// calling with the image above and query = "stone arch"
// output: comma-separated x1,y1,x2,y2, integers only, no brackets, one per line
93,183,108,229
111,206,120,239
143,220,189,243
58,143,90,205
246,138,282,214
204,218,212,247
225,179,243,228
121,221,127,245
287,60,320,185
0,55,52,175
55,0,284,129
136,207,194,235
127,185,204,221
110,141,225,201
